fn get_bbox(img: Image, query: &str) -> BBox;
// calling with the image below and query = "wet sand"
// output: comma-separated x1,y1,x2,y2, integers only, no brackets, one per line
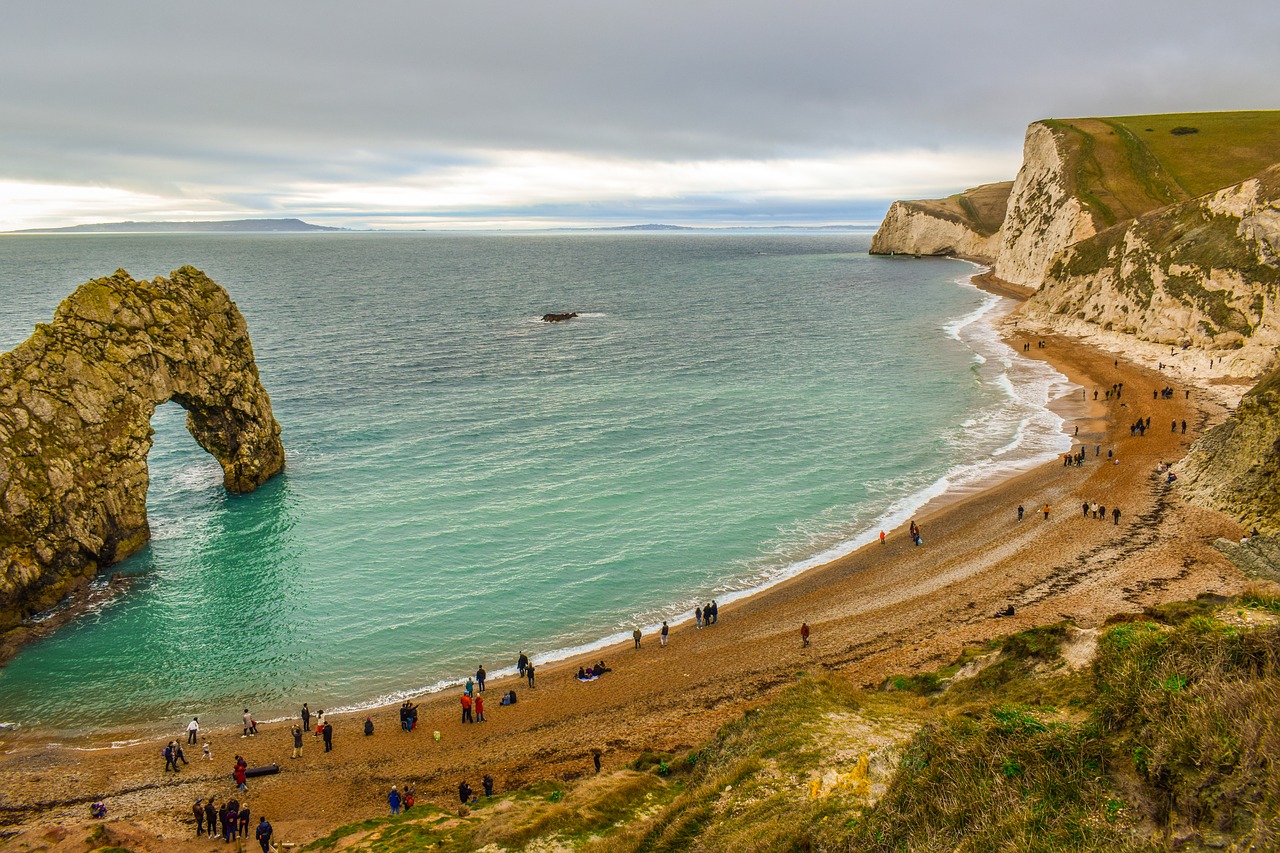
0,296,1249,850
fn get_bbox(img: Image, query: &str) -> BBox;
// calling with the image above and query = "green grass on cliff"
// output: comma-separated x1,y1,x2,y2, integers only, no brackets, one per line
305,592,1280,852
1042,111,1280,226
906,181,1014,237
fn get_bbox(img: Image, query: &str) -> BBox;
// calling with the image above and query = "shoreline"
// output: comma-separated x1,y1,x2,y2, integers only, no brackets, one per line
1,268,1075,739
0,286,1250,850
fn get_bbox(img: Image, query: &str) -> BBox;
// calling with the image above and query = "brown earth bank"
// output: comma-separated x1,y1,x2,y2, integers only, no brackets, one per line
0,295,1247,851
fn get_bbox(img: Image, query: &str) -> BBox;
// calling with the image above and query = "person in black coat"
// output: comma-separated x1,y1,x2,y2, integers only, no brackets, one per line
459,779,473,804
322,721,334,752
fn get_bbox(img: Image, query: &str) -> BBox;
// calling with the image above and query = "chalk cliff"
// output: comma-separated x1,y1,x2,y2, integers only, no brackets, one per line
869,182,1011,262
0,267,284,650
1022,163,1280,378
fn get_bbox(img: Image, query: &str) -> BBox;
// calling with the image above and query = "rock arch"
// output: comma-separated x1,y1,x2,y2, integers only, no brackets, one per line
0,267,285,651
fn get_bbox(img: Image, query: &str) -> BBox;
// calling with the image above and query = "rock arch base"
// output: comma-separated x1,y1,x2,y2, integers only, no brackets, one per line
0,267,285,646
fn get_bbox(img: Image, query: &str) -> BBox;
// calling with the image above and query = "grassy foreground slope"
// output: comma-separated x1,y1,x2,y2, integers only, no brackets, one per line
1041,111,1280,227
306,590,1280,852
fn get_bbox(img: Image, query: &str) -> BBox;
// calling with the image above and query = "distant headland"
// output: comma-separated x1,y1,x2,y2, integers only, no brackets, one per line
7,217,346,234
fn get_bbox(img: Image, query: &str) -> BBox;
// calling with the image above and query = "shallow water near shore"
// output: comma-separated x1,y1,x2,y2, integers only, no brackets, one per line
0,232,1072,735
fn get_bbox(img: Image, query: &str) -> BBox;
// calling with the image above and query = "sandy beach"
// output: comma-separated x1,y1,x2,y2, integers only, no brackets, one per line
0,288,1251,850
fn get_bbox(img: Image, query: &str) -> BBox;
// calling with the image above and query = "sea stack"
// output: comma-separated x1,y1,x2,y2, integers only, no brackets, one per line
0,267,284,654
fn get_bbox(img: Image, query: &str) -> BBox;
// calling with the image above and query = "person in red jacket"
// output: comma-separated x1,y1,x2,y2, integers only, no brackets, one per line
474,693,485,722
233,758,248,791
461,692,473,724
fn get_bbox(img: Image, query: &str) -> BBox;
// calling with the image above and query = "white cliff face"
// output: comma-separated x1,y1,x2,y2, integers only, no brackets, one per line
1021,164,1280,382
869,201,1002,262
993,123,1099,288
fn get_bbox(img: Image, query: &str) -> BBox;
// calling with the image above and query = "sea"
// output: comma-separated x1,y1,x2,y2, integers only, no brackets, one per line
0,231,1074,738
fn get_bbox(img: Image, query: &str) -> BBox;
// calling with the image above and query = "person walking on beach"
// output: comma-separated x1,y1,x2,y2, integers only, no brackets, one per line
695,606,703,628
1042,503,1051,520
315,709,326,737
255,816,273,853
710,600,718,624
477,665,487,692
193,799,205,836
526,662,536,688
517,652,529,677
800,622,811,648
879,529,886,545
301,702,310,734
1017,504,1024,522
661,621,669,646
238,801,250,837
163,741,178,772
175,741,188,766
461,692,473,724
187,716,200,744
1113,507,1121,525
291,724,303,759
364,716,374,736
465,675,475,697
234,758,248,791
323,721,333,752
474,692,485,722
202,741,212,761
633,627,642,648
243,709,257,737
204,799,216,837
389,785,402,815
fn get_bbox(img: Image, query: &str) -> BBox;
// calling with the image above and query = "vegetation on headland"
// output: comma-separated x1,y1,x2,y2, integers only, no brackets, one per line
303,589,1280,852
1041,111,1280,226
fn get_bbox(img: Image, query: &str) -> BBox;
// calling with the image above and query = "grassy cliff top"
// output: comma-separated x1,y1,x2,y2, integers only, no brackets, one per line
1041,110,1280,226
899,180,1014,237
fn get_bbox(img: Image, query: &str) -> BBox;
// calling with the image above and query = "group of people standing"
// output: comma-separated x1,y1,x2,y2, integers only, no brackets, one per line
191,796,272,851
387,782,416,815
694,601,718,628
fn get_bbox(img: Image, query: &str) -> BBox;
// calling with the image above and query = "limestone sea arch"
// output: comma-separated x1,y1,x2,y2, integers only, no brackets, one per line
0,267,284,653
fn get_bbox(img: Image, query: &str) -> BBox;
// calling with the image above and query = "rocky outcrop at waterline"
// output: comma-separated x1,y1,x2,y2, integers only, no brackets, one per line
0,267,284,655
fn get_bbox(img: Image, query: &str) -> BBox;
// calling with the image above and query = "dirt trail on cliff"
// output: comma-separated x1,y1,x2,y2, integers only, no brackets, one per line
0,308,1246,851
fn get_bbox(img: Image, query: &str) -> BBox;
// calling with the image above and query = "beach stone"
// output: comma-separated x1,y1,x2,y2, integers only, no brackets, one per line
0,267,284,649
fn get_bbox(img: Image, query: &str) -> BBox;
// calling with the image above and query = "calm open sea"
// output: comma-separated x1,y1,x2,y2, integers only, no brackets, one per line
0,232,1071,736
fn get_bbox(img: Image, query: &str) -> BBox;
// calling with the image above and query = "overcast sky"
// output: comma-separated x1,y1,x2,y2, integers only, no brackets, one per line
3,1,1277,230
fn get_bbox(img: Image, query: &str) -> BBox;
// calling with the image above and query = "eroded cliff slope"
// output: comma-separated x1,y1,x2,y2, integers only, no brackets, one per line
1181,366,1280,534
1023,163,1280,377
0,267,284,646
869,181,1011,261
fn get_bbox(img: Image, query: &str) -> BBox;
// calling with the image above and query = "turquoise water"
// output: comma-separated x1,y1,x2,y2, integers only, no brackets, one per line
0,233,1070,735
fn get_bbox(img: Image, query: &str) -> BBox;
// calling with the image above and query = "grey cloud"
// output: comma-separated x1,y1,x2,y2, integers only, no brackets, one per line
4,0,1279,217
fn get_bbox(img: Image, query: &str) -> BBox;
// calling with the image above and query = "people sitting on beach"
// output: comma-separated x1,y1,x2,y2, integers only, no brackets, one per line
593,660,611,675
500,690,517,706
993,605,1016,618
577,667,597,682
90,801,107,819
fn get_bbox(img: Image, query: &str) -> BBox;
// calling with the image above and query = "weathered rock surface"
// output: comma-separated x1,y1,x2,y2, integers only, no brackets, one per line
869,182,1011,262
1180,367,1280,534
0,267,284,646
1023,163,1280,379
992,122,1103,287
